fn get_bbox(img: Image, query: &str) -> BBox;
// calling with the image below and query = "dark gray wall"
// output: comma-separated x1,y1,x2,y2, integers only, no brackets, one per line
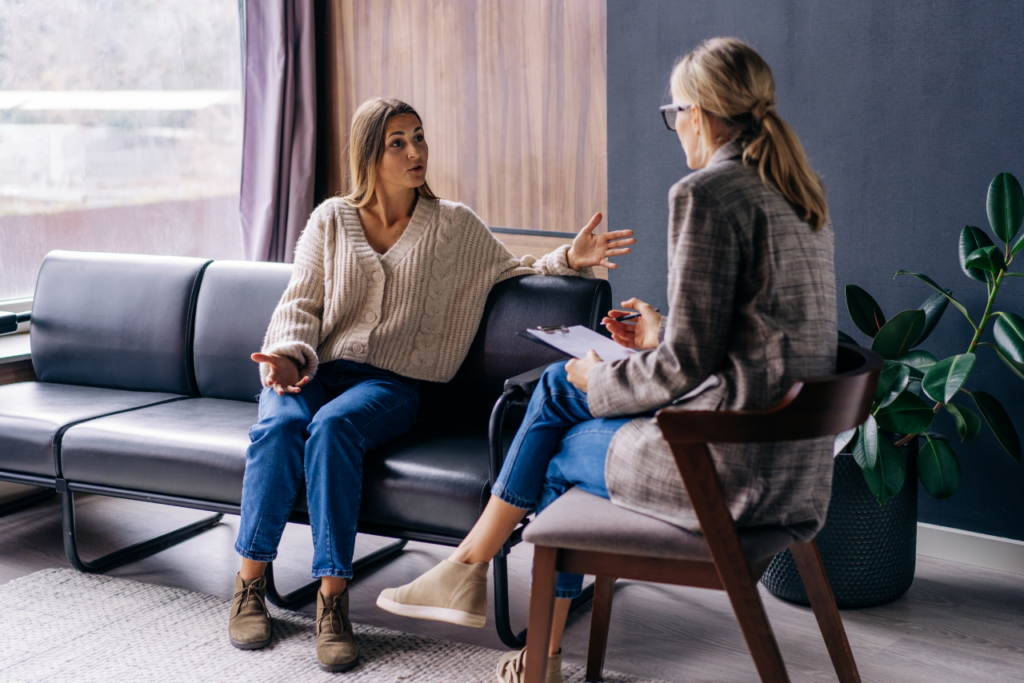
608,0,1024,540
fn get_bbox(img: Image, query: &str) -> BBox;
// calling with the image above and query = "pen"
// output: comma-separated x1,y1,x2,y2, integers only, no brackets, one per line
600,308,660,325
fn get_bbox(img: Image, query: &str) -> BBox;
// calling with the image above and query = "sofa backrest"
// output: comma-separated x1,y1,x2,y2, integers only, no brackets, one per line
419,275,612,425
192,260,294,402
30,250,211,394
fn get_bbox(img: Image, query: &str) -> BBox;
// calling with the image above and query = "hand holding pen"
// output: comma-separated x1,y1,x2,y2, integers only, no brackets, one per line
600,298,662,350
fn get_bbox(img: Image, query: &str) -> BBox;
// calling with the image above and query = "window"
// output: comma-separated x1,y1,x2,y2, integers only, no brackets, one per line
0,0,243,301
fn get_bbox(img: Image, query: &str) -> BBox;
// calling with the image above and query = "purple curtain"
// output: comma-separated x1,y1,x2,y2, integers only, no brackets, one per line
239,0,317,263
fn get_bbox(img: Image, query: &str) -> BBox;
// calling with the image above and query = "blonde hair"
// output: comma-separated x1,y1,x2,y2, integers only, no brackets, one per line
671,37,828,231
341,97,438,208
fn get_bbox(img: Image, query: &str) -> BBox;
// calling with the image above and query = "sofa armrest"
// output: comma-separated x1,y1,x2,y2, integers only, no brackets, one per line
0,311,29,336
503,363,554,399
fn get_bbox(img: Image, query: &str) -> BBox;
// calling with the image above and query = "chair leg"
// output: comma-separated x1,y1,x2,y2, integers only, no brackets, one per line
60,488,223,573
265,537,409,609
494,546,528,648
790,540,861,683
525,545,559,683
586,575,616,682
718,562,790,682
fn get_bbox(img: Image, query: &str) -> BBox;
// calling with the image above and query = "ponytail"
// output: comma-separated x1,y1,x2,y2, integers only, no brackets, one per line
672,38,828,231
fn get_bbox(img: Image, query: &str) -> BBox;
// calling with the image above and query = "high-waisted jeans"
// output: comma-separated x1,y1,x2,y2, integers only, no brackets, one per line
492,361,641,599
235,359,419,578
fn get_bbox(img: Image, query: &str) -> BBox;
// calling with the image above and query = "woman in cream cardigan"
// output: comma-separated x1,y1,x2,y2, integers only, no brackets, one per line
226,97,635,672
378,38,837,683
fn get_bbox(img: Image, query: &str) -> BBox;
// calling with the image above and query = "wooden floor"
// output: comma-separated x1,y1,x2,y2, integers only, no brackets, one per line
2,493,1023,682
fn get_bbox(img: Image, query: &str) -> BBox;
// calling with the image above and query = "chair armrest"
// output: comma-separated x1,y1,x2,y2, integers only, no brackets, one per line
503,363,553,399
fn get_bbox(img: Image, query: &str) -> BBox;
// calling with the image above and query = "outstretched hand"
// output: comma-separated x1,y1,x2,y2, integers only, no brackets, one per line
601,298,662,350
566,213,636,270
251,352,311,396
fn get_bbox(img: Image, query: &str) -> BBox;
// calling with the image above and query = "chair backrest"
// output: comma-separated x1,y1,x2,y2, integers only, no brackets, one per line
419,275,612,424
30,250,210,394
657,343,882,445
192,260,294,402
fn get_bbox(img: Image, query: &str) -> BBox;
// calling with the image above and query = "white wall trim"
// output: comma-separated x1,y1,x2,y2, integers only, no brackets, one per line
918,522,1024,576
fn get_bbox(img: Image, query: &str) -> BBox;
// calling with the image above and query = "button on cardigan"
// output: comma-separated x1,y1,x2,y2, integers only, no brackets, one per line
260,197,590,385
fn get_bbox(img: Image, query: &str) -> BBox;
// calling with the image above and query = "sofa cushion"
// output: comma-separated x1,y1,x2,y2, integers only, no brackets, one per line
192,261,294,402
30,251,211,394
522,487,795,564
59,402,495,538
59,398,256,505
361,421,493,538
0,383,182,478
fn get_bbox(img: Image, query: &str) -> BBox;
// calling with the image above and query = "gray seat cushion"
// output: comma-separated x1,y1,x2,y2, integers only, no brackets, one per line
522,487,795,563
60,403,494,538
0,383,182,478
60,398,256,505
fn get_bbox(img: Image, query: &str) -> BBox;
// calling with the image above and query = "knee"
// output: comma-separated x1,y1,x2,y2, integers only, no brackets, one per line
307,413,363,453
539,361,572,394
251,398,310,442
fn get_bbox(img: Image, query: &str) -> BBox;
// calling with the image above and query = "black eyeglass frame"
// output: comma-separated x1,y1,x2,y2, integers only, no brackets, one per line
659,103,693,131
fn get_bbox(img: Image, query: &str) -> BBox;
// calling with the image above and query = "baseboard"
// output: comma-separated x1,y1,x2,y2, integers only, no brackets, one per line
917,522,1024,576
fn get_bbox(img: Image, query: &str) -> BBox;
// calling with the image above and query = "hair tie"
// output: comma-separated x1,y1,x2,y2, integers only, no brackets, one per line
753,99,775,121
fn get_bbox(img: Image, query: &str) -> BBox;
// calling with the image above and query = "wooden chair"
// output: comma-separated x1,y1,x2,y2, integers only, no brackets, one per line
521,343,882,683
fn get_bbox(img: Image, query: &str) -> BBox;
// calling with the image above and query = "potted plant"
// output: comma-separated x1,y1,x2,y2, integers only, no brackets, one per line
762,172,1024,608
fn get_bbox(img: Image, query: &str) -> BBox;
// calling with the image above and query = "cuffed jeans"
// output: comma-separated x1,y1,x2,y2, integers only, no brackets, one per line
492,361,640,598
235,359,419,578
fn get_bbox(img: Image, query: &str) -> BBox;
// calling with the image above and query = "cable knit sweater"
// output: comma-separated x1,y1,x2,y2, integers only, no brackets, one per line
260,196,591,385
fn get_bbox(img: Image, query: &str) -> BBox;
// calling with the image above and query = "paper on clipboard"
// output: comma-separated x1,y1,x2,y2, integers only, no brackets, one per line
523,325,638,362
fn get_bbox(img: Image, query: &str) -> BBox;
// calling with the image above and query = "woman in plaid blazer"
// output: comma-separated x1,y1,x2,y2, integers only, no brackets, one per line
379,37,837,682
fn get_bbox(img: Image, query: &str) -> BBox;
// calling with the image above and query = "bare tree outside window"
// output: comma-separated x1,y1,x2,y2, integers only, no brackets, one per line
0,0,243,300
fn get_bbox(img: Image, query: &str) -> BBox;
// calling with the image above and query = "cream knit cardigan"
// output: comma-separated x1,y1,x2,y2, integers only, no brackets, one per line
260,196,591,385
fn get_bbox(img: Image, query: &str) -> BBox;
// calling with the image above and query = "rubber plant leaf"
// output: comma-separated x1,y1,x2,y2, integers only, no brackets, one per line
875,391,934,434
914,290,950,347
959,225,995,282
852,415,879,470
993,312,1024,362
871,310,925,360
922,353,976,404
875,361,910,409
971,391,1022,462
894,349,937,375
917,436,961,499
862,436,906,506
845,285,886,338
895,271,973,325
993,346,1024,382
944,402,981,442
987,172,1024,244
834,428,857,457
964,246,1006,275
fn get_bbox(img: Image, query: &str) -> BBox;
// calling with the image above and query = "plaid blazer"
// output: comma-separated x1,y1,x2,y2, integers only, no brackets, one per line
588,141,837,541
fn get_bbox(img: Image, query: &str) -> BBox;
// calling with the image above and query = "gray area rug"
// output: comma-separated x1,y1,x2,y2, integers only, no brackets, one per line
0,569,667,683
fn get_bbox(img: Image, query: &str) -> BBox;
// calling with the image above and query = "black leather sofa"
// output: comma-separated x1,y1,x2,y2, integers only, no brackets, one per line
0,250,611,647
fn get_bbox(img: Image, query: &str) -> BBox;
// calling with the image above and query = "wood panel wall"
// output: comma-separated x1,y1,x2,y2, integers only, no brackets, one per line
316,0,607,242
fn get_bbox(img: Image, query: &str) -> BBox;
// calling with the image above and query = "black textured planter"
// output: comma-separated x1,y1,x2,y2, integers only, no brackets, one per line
760,438,918,608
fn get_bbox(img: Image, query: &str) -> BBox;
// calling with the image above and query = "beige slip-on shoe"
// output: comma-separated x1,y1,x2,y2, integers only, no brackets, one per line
376,559,488,628
316,589,359,672
228,573,272,650
496,648,563,683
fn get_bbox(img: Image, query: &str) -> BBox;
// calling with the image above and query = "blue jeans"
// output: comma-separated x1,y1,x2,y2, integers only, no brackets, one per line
492,361,637,598
235,359,419,578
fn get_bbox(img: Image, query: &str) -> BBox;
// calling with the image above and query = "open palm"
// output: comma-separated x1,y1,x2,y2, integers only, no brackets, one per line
567,213,636,270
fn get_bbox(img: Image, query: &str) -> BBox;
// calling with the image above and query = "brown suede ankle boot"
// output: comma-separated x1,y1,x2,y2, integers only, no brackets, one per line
316,589,359,672
228,573,272,650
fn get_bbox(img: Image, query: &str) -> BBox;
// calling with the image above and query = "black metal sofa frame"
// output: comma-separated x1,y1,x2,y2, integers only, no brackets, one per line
0,250,611,648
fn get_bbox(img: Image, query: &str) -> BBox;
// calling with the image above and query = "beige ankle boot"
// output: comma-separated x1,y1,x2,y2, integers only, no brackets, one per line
228,573,272,650
496,648,563,683
316,589,359,672
376,559,488,627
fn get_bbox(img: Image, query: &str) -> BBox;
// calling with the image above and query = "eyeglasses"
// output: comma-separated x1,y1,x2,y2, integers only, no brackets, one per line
660,103,693,131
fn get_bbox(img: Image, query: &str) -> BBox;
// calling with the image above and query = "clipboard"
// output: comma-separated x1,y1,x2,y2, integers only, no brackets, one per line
518,324,638,363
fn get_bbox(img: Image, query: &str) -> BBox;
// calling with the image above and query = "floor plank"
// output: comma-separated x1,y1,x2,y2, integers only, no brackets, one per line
1,494,1022,682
